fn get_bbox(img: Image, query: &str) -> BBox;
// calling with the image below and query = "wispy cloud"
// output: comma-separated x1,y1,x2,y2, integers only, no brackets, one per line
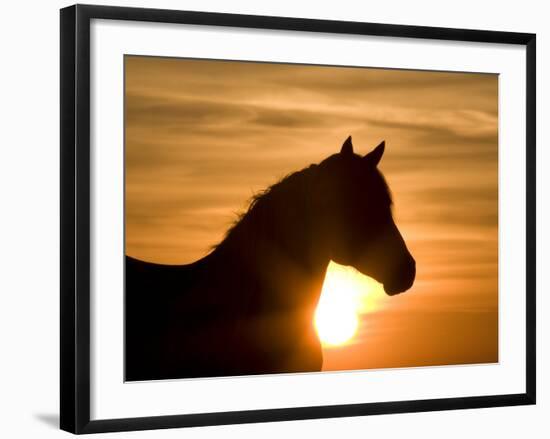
125,56,498,370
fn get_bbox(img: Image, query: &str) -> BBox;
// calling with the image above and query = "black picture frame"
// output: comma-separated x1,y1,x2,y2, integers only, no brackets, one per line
60,4,536,434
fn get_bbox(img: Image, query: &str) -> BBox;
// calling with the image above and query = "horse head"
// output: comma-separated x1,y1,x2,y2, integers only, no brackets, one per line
313,136,415,295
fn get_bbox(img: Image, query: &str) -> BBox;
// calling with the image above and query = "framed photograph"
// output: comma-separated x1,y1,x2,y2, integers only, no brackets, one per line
60,4,536,434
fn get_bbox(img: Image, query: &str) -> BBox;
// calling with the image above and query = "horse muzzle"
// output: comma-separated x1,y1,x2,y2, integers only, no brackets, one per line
383,256,416,296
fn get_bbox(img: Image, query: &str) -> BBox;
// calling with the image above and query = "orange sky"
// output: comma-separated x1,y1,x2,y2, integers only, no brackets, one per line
125,56,498,371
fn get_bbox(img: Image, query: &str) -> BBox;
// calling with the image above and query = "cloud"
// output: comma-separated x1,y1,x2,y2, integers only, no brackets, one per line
124,56,498,288
124,56,499,371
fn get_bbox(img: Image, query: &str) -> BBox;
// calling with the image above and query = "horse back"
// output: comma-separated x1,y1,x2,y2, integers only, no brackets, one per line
125,256,199,380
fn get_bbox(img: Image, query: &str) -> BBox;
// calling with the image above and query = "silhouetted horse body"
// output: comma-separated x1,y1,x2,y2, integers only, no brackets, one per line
126,137,415,381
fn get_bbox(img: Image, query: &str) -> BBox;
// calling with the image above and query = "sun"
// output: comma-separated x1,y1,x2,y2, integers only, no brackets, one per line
315,300,359,346
314,261,385,346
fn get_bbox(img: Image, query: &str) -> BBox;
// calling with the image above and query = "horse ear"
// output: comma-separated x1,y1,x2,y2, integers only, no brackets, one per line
363,141,385,167
340,136,354,155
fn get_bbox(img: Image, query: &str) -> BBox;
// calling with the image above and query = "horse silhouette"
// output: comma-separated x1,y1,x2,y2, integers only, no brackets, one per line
125,137,415,381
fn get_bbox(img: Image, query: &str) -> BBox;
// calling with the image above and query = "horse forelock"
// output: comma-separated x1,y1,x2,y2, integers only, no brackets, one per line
319,152,394,209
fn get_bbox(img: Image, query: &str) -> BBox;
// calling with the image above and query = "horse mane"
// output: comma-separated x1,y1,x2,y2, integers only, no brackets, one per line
215,163,319,249
213,152,394,252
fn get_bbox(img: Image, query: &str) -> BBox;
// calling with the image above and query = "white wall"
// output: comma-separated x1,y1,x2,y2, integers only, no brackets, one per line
0,0,546,437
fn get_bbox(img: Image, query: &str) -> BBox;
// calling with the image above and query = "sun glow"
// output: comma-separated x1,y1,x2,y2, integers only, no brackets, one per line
315,261,386,346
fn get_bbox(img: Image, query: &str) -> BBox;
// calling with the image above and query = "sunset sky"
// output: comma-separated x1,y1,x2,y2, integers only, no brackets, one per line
125,56,498,371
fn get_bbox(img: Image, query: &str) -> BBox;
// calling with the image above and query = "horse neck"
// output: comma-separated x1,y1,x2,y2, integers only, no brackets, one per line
214,171,330,293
